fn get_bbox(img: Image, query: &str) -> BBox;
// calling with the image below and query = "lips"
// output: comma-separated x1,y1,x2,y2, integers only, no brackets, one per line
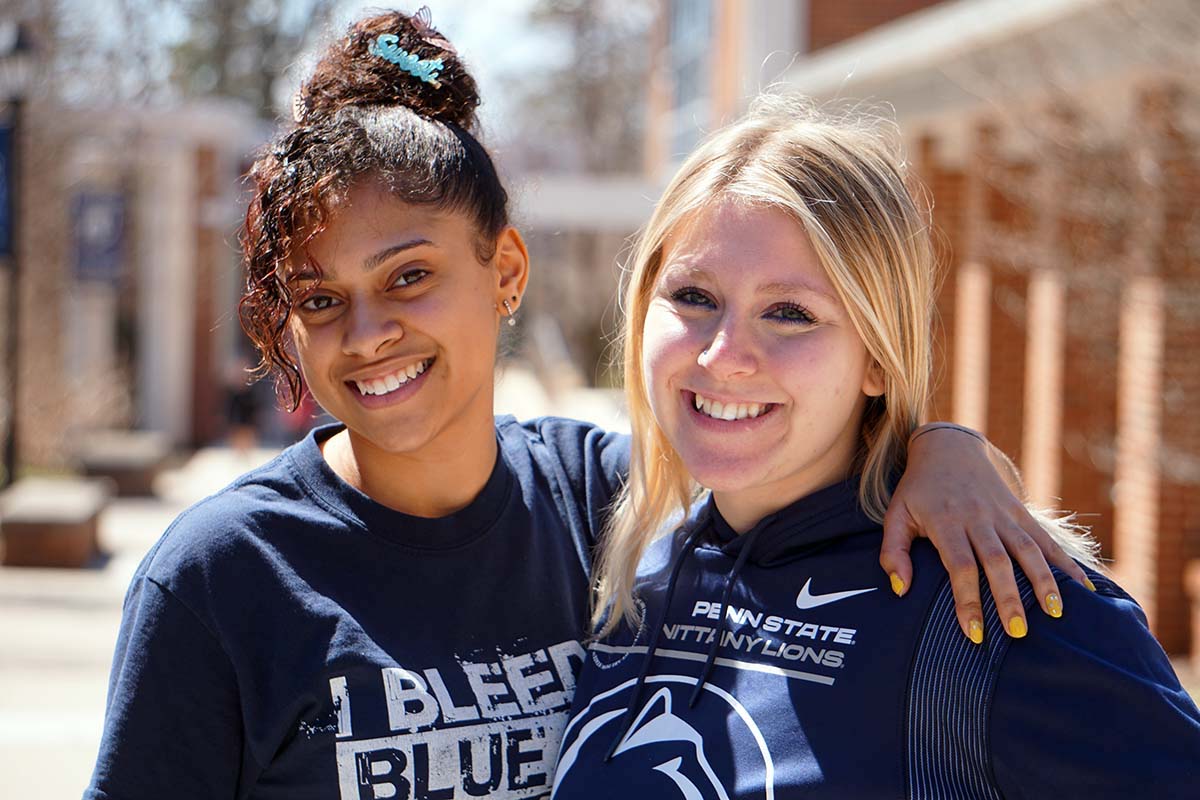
348,358,433,397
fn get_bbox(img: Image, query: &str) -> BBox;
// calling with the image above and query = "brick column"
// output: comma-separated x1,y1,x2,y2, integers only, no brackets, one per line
1113,84,1169,641
1021,144,1066,508
1059,135,1121,559
951,124,995,433
981,127,1029,464
1022,268,1065,507
915,133,965,422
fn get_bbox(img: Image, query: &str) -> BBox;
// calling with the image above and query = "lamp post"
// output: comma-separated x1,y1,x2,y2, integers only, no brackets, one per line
0,20,35,488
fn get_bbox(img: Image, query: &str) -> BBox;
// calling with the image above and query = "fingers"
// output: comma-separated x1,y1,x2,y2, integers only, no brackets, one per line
1000,520,1064,621
935,527,985,645
972,529,1027,640
880,504,915,597
1018,511,1095,591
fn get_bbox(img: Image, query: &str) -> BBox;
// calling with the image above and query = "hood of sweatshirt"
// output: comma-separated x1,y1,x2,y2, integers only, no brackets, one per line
695,475,880,567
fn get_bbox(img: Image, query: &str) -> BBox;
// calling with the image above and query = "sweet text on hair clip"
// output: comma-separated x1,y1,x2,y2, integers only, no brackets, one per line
368,34,444,88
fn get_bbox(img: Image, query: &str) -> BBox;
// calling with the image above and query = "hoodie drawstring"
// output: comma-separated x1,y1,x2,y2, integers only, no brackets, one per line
687,524,764,708
602,524,707,762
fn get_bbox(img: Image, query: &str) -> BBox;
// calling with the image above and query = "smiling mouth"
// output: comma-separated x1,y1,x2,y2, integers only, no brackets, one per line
350,358,433,396
692,392,776,421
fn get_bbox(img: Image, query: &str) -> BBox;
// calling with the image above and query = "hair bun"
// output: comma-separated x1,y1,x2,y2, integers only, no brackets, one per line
296,10,479,129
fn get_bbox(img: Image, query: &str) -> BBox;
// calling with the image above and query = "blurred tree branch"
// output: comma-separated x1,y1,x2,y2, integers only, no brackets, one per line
504,0,652,173
33,0,334,117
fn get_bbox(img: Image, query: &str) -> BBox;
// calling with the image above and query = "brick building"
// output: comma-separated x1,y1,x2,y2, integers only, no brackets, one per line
645,0,1200,656
1,93,265,474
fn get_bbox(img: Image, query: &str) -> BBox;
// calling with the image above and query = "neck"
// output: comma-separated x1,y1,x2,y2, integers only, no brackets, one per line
323,416,499,518
712,434,861,534
713,471,852,534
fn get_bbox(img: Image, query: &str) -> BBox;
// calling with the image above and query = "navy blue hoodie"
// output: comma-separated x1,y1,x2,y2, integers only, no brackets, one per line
553,477,1200,799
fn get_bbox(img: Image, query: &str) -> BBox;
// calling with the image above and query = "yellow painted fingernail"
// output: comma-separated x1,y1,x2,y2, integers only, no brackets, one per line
968,619,984,645
890,573,906,596
1084,577,1097,592
1046,593,1063,618
1008,616,1027,638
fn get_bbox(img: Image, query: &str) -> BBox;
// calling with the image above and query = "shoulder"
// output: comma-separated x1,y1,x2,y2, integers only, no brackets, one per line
998,565,1194,696
1003,566,1181,681
497,415,629,464
985,567,1200,795
901,560,1200,797
134,446,323,601
496,415,630,489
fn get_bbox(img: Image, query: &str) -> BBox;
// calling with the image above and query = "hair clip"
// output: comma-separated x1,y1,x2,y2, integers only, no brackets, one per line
290,89,310,123
411,6,457,55
368,34,444,88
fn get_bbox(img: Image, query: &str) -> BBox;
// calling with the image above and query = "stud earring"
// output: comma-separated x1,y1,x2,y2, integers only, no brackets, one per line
502,298,517,327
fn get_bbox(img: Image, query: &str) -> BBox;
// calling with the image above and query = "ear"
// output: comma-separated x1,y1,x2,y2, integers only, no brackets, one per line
862,359,886,398
491,226,530,309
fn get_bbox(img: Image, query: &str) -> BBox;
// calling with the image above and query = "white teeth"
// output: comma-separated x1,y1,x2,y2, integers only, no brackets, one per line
693,393,768,421
354,360,430,396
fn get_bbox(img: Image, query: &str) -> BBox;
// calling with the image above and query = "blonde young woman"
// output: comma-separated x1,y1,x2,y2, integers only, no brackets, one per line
552,97,1200,798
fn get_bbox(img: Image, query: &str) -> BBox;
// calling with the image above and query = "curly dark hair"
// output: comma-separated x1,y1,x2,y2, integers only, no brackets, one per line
239,10,510,409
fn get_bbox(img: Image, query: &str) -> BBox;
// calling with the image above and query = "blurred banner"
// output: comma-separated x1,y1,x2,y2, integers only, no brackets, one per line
72,191,126,283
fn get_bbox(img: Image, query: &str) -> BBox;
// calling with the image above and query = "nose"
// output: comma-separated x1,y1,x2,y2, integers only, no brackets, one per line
696,316,757,380
341,296,403,357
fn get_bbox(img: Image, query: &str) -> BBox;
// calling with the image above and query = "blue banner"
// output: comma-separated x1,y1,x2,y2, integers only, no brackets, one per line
73,191,126,283
0,122,12,258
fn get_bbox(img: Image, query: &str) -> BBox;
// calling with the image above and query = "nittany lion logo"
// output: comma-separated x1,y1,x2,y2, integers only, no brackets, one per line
552,676,775,799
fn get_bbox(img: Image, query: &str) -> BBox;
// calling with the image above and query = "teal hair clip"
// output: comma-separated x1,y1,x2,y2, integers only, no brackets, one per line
368,34,444,88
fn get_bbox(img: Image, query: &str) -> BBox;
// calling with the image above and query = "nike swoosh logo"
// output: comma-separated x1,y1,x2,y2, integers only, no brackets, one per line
795,578,877,610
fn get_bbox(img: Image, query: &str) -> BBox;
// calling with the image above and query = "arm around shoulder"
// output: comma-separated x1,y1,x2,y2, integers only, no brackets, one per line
86,576,249,799
527,416,632,537
987,573,1200,798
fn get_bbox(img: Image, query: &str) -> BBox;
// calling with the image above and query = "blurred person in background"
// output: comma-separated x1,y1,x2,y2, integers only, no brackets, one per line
552,96,1200,799
84,9,1096,798
224,354,263,457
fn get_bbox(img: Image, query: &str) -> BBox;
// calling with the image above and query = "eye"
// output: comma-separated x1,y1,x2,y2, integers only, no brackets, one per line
298,293,339,312
766,302,816,325
670,286,715,308
391,268,428,288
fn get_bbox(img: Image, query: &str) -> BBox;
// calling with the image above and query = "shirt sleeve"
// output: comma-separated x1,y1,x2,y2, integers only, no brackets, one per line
530,417,631,543
988,572,1200,799
84,576,249,799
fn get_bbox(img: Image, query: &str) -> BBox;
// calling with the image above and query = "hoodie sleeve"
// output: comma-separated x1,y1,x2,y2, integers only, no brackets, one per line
988,571,1200,799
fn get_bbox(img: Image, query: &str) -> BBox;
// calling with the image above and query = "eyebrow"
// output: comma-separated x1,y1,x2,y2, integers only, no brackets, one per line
287,237,436,284
755,280,836,302
362,238,436,273
661,264,836,303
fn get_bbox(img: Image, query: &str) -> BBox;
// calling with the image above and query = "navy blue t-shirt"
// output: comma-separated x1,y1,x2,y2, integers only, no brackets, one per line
553,478,1200,799
85,417,628,800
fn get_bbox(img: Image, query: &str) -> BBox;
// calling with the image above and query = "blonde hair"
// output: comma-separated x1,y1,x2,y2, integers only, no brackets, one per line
593,95,1095,634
